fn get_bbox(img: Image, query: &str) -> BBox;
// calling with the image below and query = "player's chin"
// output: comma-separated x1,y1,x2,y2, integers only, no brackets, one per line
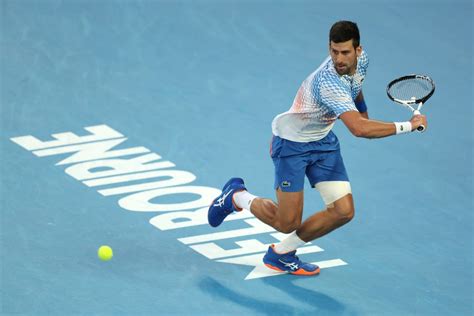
336,66,349,75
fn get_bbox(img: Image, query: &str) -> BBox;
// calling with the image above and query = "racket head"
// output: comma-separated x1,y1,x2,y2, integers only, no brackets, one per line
387,74,435,105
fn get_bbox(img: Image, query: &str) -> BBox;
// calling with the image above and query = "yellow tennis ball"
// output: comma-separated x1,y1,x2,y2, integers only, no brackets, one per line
98,245,113,261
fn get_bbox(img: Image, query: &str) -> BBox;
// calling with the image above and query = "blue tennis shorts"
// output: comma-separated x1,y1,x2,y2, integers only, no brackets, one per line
270,132,349,192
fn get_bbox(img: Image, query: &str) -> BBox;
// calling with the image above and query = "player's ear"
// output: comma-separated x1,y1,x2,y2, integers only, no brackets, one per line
356,45,362,57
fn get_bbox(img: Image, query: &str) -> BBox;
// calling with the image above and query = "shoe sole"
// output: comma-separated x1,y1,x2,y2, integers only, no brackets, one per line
264,263,320,276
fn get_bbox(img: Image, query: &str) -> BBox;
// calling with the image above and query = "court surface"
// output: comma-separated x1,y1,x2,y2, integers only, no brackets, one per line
1,0,473,315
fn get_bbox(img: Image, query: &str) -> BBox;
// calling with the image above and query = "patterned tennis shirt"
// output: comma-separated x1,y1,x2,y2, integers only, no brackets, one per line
272,50,369,142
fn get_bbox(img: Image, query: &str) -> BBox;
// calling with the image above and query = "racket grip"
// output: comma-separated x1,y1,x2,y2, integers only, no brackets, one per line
413,110,425,133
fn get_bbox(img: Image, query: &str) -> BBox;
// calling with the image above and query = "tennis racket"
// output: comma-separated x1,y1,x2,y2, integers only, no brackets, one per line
386,74,435,132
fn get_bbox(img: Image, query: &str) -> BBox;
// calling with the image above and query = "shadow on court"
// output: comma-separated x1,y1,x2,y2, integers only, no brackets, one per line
261,276,357,315
199,276,355,315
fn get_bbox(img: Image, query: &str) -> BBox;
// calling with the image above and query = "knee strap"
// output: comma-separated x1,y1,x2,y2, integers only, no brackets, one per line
315,181,352,206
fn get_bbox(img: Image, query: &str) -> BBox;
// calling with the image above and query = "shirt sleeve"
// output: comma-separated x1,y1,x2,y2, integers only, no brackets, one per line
319,78,358,117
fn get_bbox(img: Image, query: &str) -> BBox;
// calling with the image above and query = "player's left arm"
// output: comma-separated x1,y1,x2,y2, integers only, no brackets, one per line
339,110,427,139
355,90,368,119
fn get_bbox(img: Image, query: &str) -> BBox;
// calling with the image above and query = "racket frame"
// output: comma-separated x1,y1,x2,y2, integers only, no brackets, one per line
386,74,435,133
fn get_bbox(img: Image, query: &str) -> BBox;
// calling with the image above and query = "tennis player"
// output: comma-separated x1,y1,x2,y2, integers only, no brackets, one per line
208,21,427,275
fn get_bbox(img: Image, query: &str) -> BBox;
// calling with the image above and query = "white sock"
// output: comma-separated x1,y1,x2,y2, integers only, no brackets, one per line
233,190,258,211
273,231,306,254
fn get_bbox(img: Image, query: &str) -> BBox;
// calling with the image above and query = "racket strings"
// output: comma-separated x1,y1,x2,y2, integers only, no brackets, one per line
388,78,433,101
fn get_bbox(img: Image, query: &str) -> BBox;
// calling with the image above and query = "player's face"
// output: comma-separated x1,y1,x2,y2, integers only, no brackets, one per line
329,40,362,76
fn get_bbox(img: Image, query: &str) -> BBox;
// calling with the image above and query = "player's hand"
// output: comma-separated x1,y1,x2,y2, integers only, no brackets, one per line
409,113,427,131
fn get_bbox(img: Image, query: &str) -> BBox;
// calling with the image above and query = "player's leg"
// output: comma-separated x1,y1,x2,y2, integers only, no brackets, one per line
229,136,308,232
254,147,319,275
208,179,305,230
296,184,354,242
261,149,353,275
268,182,353,253
296,149,355,242
248,143,309,232
208,135,306,229
207,136,320,275
245,189,303,233
207,160,305,230
259,186,320,276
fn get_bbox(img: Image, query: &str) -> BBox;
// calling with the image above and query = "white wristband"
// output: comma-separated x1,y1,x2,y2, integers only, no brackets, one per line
394,121,412,134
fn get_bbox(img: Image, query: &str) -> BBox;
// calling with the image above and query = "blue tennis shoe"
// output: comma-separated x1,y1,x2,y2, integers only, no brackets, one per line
263,245,320,276
208,177,246,227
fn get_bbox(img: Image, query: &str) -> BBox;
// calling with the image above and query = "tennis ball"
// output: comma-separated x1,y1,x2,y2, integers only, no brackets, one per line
98,245,113,261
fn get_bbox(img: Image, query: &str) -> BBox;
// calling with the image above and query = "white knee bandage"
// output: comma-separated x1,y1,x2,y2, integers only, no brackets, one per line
315,181,352,206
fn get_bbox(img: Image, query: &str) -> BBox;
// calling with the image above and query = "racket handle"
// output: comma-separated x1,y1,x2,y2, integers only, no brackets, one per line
413,110,425,133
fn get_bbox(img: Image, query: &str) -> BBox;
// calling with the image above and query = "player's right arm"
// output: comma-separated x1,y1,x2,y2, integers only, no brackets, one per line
339,111,427,139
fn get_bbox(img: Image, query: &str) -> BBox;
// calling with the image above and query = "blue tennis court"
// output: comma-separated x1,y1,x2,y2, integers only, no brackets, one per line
1,0,472,315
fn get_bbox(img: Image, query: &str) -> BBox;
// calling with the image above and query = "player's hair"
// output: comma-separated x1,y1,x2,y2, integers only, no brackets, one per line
329,21,360,48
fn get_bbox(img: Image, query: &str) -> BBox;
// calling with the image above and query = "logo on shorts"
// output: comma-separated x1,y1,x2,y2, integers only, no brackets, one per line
281,181,291,188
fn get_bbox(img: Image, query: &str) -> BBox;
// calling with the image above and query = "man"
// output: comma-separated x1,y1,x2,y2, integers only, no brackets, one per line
208,21,427,276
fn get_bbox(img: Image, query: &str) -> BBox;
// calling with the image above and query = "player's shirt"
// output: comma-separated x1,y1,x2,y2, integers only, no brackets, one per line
272,50,369,144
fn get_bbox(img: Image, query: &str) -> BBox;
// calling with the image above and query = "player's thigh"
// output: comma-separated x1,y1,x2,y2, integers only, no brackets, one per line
272,156,306,225
315,181,354,219
272,155,307,193
315,181,352,207
306,149,354,216
306,150,349,190
272,154,306,223
271,136,308,225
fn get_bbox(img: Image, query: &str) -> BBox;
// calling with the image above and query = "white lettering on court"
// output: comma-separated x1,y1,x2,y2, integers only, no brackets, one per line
10,124,347,279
